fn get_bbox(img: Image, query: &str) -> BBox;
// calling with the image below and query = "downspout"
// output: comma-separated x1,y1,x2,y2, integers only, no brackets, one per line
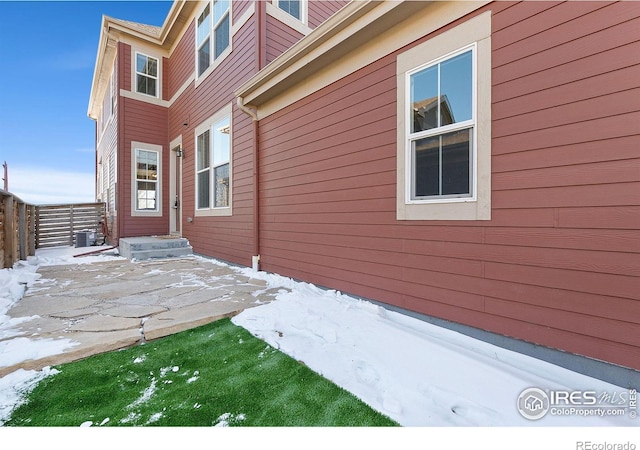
116,39,125,247
237,0,265,272
237,98,259,272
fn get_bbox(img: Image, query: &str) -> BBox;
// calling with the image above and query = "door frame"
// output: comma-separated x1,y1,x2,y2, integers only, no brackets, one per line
169,136,183,236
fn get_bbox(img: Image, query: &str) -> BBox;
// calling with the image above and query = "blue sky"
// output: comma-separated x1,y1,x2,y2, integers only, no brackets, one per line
0,1,172,204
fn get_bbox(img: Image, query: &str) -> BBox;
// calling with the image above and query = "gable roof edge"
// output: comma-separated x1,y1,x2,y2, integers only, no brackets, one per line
87,1,197,120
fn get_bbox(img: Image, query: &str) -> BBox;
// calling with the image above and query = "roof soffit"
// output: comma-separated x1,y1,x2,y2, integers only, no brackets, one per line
236,0,489,112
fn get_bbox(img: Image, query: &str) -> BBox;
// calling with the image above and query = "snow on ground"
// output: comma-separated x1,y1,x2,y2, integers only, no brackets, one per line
232,269,637,427
0,246,638,431
0,246,125,424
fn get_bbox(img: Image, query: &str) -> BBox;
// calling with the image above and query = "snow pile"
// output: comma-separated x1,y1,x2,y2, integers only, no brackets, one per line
0,261,41,321
28,245,123,266
232,273,636,427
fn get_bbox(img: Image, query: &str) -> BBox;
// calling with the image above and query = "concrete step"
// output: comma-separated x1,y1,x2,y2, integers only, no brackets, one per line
119,236,193,260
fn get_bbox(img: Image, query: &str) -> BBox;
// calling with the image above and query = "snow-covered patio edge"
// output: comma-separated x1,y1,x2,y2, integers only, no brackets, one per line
0,246,638,429
0,247,127,424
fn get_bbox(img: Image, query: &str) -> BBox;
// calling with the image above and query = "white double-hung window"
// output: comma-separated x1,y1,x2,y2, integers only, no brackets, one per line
196,106,232,216
135,149,158,211
408,46,475,201
277,0,303,21
135,52,158,97
396,12,491,221
196,0,230,78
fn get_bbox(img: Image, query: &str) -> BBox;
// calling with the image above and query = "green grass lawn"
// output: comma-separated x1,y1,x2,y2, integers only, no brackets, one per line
5,318,398,427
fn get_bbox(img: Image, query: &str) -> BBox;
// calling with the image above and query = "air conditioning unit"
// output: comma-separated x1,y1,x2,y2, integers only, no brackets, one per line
75,230,97,248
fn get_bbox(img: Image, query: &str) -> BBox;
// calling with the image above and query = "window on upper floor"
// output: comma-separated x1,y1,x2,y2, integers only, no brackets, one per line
195,105,232,216
110,66,117,113
197,0,230,78
276,0,302,21
135,52,158,97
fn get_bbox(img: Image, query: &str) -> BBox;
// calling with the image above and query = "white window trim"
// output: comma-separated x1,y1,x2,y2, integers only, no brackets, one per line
194,103,233,217
134,51,160,98
266,1,311,35
396,11,491,221
131,141,163,217
405,44,477,204
195,0,233,85
128,45,163,104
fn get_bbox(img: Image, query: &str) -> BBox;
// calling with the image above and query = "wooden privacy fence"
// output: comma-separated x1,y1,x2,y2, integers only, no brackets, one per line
0,190,36,269
0,195,107,268
35,203,105,249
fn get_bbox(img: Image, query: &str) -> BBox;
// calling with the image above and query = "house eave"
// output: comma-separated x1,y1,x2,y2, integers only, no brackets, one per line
87,1,197,120
235,0,432,109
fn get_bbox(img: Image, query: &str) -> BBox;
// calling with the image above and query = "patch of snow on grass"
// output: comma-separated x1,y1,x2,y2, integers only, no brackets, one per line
146,412,163,424
214,412,246,427
127,377,157,409
119,412,141,424
0,366,59,425
187,371,199,383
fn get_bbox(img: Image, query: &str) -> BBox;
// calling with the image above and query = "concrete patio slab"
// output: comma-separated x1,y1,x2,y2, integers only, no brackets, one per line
0,255,285,378
68,315,142,332
101,304,168,318
7,296,101,317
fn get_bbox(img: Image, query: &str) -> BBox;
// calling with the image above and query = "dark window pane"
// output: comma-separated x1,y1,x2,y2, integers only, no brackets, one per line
136,75,146,94
413,128,471,198
147,78,156,97
198,39,210,75
440,50,472,125
410,65,438,133
413,135,440,197
214,164,229,207
197,131,210,171
197,171,210,209
214,15,229,59
137,75,156,96
146,57,158,77
441,129,471,195
137,181,155,191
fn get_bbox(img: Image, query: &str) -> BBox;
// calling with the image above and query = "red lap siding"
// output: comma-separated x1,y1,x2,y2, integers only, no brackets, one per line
256,2,640,370
120,97,169,238
165,6,258,266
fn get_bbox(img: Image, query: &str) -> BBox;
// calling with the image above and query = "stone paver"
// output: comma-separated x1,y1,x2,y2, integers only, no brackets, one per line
0,256,285,377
